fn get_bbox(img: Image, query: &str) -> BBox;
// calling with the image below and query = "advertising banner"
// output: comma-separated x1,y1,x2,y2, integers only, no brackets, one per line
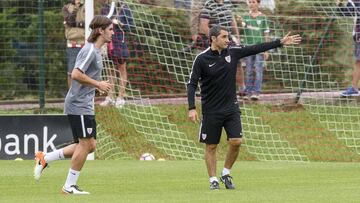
0,115,74,160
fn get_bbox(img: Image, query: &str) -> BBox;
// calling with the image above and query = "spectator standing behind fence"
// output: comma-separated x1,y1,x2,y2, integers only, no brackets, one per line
198,0,245,94
237,0,269,100
62,0,85,88
100,0,134,107
199,0,240,48
337,0,360,97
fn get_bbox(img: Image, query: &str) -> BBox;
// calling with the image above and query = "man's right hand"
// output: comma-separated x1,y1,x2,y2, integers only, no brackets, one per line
97,80,113,95
188,109,199,123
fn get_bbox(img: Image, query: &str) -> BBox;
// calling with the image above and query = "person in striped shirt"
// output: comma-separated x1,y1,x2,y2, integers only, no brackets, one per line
198,0,246,96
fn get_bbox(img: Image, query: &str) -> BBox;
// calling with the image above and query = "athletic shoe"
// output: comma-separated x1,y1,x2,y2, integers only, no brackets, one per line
100,96,114,106
250,94,260,101
243,94,250,100
115,97,125,107
340,87,359,97
34,151,48,181
62,185,90,195
220,174,235,189
209,181,220,190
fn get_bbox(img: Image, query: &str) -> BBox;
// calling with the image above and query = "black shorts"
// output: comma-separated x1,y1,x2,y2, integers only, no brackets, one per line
67,115,97,143
198,111,242,144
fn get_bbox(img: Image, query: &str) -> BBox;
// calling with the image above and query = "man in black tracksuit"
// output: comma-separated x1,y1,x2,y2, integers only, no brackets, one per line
187,25,301,190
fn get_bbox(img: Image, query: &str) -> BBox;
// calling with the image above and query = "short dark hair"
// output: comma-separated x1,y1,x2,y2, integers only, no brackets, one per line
87,16,112,43
209,25,228,43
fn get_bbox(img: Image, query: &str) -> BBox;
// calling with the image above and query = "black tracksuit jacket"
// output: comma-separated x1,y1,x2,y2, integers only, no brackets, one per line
187,39,282,114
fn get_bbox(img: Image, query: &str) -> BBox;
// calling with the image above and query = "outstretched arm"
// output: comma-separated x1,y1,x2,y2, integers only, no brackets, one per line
231,32,302,60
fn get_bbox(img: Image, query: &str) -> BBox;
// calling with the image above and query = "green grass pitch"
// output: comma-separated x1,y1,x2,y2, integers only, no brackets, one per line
1,160,360,202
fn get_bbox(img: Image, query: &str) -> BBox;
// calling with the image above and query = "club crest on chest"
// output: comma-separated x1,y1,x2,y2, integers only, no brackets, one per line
225,55,231,63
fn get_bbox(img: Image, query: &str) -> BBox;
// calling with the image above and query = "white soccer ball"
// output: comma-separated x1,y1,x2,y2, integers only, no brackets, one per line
139,153,155,161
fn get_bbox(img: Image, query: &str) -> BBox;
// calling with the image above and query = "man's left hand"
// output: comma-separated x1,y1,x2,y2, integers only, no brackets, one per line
280,32,302,45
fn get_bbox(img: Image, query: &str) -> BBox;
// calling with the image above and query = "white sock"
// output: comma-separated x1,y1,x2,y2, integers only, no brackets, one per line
209,176,218,183
64,168,80,188
222,168,230,176
44,149,65,163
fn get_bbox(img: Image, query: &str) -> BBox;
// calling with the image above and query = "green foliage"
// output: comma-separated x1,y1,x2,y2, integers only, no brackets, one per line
0,8,23,99
0,1,67,100
42,10,68,97
0,1,355,99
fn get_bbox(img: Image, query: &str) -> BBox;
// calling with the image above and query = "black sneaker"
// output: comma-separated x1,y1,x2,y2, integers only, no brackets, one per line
209,181,220,190
220,174,235,189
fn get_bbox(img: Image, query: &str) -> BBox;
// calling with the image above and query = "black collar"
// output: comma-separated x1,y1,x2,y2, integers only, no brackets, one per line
210,47,227,56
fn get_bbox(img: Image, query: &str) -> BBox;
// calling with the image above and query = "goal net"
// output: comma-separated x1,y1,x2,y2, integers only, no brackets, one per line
96,0,360,161
3,0,360,161
97,0,312,161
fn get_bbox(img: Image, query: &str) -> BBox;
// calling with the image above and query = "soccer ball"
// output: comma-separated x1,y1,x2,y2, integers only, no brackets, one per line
139,153,155,161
